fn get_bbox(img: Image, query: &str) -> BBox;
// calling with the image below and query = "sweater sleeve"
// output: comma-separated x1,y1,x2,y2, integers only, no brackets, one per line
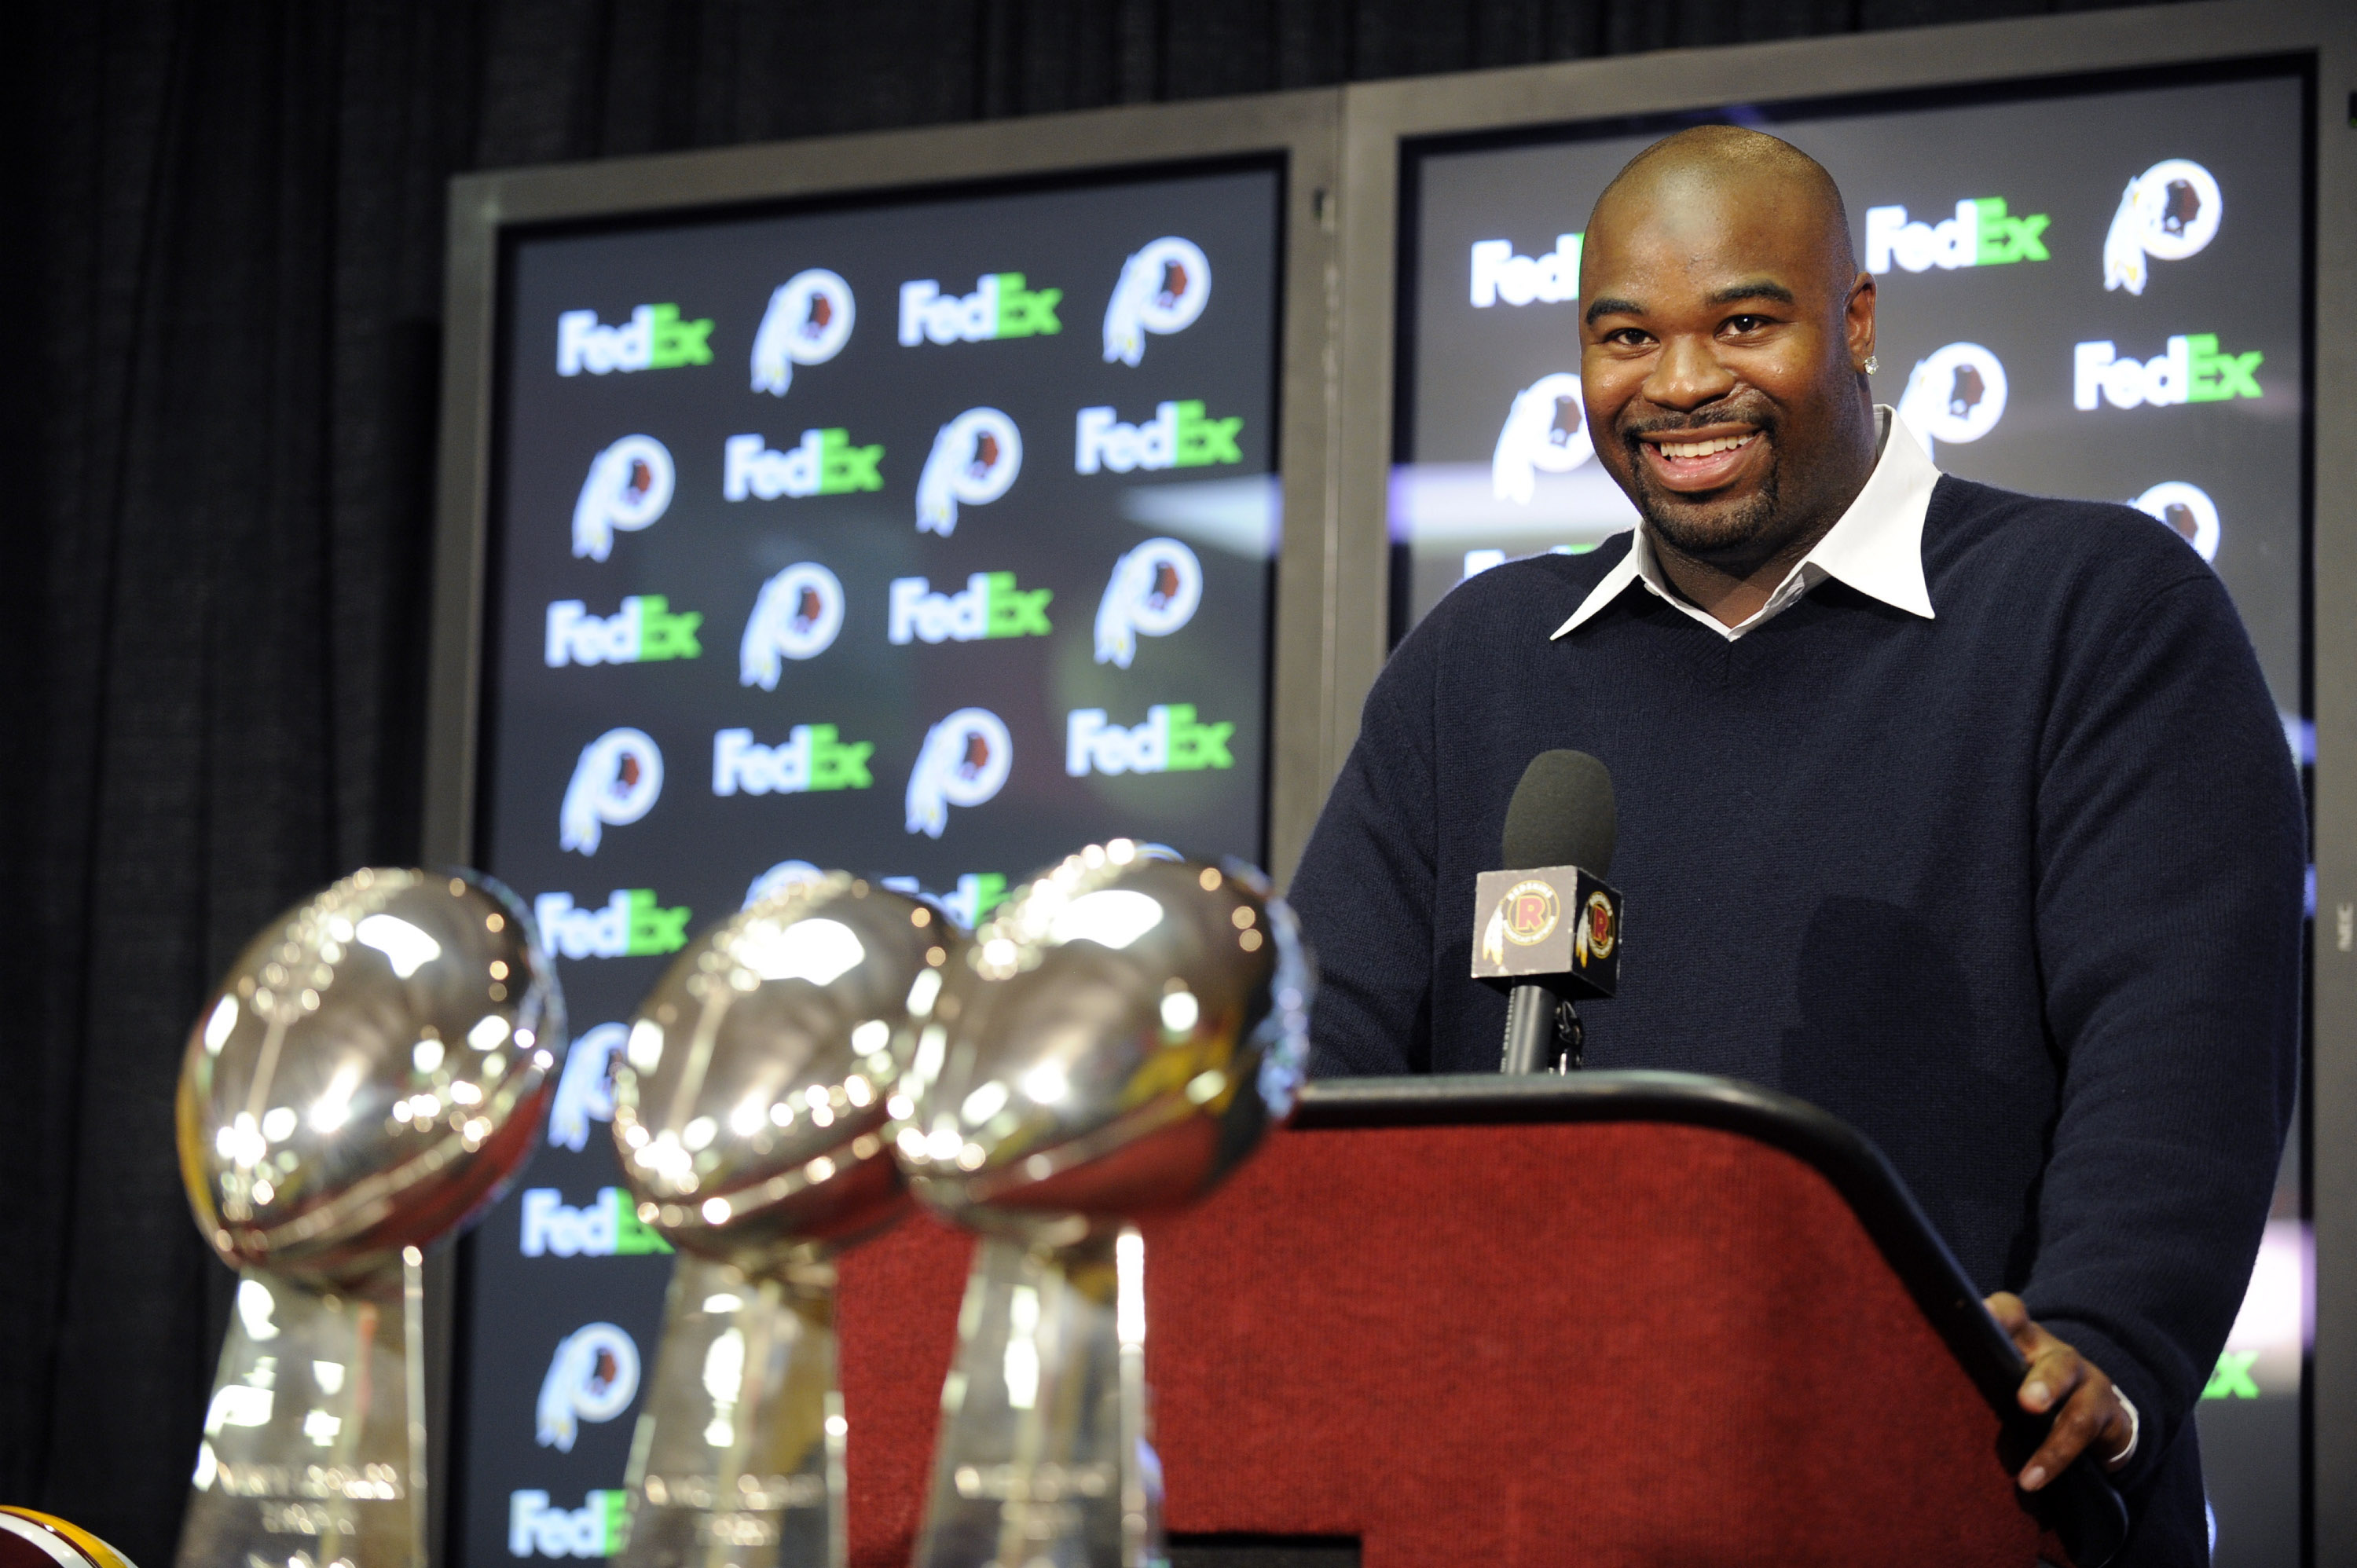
1288,615,1445,1077
2021,562,2303,1493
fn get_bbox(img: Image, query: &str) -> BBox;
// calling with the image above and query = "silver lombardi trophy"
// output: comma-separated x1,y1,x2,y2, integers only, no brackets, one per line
176,868,563,1568
612,873,961,1568
893,841,1312,1568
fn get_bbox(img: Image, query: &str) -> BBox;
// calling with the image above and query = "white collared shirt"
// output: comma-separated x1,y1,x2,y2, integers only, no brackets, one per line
1551,405,1941,642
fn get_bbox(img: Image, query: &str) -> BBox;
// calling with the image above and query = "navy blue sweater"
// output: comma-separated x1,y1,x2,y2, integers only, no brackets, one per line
1290,477,2302,1563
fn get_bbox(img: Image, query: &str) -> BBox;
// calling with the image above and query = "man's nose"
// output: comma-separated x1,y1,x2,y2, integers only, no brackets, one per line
1642,334,1736,412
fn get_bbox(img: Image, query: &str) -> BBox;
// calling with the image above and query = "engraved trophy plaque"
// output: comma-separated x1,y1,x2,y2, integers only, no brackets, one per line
613,874,959,1568
175,868,564,1568
893,842,1312,1568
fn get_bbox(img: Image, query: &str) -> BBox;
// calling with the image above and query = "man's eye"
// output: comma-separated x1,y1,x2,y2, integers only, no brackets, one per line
1723,315,1771,334
1605,328,1651,347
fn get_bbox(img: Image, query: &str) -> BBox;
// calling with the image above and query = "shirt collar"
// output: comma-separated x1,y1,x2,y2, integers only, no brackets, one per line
1551,405,1941,641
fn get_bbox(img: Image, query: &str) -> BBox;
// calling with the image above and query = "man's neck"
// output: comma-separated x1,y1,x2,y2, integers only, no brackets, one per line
1649,520,1834,628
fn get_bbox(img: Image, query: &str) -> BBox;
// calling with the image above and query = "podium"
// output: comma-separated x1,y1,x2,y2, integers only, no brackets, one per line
837,1073,2128,1567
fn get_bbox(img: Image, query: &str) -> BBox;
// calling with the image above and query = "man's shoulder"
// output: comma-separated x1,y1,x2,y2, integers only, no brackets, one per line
1923,471,2216,594
1925,474,2216,608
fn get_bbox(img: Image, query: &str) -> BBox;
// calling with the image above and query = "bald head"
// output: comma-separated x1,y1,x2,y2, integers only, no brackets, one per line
1574,123,1880,584
1592,125,1857,280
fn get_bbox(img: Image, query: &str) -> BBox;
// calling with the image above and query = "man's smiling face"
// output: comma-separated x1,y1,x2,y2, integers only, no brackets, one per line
1578,132,1878,573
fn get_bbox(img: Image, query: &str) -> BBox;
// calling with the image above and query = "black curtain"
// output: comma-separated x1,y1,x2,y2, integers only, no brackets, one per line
2,0,2179,1555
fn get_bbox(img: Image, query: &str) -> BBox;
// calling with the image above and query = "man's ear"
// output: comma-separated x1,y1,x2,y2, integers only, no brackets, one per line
1846,272,1877,368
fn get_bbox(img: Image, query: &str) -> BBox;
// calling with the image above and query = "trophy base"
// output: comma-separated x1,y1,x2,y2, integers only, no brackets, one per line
619,1255,845,1568
914,1229,1166,1568
176,1252,426,1568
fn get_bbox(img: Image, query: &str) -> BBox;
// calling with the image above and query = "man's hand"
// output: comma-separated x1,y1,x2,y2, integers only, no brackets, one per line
1985,1292,2139,1491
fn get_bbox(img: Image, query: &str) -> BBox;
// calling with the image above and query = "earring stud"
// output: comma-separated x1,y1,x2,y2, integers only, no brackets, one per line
1863,354,1879,375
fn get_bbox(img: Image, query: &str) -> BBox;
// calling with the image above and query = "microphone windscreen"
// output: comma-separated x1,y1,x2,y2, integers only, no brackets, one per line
1501,750,1616,875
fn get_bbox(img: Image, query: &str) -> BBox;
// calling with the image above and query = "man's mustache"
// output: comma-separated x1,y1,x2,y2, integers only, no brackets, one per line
1618,405,1776,440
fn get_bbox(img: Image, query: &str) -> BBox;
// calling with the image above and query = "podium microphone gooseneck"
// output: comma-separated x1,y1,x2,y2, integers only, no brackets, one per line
1473,750,1624,1075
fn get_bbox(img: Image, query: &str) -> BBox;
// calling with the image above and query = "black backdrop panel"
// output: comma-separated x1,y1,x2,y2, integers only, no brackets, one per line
456,163,1281,1567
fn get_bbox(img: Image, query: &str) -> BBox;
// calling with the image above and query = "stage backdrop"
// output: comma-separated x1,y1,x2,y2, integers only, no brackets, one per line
0,2,2201,1563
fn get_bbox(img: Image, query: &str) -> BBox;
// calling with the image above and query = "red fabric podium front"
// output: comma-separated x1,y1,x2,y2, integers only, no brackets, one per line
836,1074,2122,1568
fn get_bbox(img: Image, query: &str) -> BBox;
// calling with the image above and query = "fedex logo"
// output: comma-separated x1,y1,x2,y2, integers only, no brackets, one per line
724,430,884,500
1075,401,1242,474
1469,234,1582,308
519,1188,672,1258
556,305,713,376
1066,705,1235,777
2073,335,2264,411
509,1490,628,1559
713,726,874,797
533,891,691,961
1864,199,2050,273
899,274,1063,345
888,573,1052,644
880,871,1011,930
544,597,701,668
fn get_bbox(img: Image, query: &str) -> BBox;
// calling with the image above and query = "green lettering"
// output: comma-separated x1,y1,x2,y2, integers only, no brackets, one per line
647,302,714,368
818,428,885,493
608,1189,673,1255
2202,1350,2261,1400
2185,335,2224,401
1164,703,1235,771
969,872,1010,922
806,725,874,791
1172,401,1244,467
984,572,1053,638
635,596,702,661
2185,335,2263,402
1971,200,2049,266
1972,198,2010,266
2215,348,2264,399
992,273,1063,338
625,889,691,956
596,1489,632,1553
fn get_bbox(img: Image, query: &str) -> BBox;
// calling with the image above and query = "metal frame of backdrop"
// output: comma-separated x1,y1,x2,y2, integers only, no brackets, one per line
423,90,1343,1558
1329,0,2355,1558
428,1,2353,1558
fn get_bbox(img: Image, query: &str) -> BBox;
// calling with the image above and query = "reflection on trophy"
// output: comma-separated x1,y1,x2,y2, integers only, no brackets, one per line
175,869,563,1568
893,841,1312,1568
612,874,959,1568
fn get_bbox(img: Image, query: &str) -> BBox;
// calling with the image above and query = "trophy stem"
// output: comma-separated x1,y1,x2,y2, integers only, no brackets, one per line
620,1255,841,1568
177,1256,426,1568
914,1228,1165,1568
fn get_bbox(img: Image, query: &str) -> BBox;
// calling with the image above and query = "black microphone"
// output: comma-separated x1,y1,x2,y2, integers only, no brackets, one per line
1472,750,1625,1074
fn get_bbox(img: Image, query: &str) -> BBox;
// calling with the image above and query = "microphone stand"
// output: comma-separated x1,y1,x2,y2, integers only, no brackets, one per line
1501,985,1583,1074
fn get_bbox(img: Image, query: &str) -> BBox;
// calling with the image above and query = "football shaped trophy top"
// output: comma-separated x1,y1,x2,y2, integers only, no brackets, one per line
175,867,563,1568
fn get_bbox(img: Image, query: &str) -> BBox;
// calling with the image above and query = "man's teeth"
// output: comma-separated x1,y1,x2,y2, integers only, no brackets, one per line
1655,433,1758,459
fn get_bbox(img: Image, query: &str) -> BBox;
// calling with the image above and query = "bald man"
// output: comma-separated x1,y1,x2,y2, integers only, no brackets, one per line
1291,126,2300,1564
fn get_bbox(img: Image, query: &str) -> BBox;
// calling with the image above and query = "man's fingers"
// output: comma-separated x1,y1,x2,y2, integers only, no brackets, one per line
2018,1339,2087,1415
2018,1376,2121,1493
